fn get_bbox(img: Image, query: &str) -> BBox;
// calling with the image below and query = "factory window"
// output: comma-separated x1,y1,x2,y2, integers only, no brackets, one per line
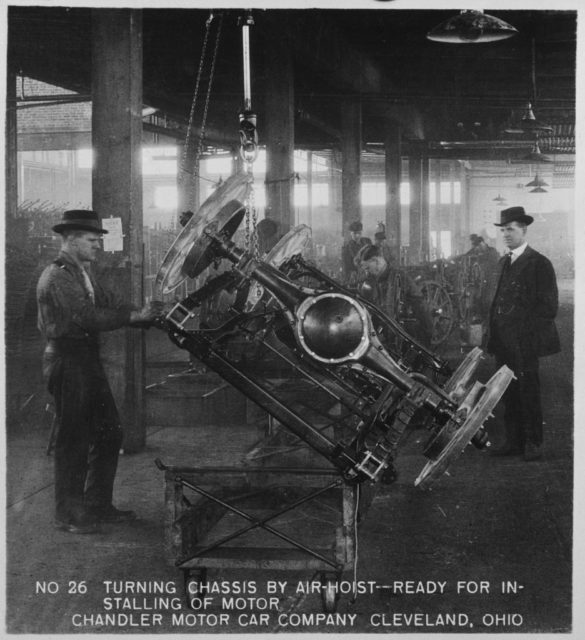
293,151,330,175
294,183,330,208
400,182,410,206
143,147,177,176
294,150,308,174
154,185,178,209
252,184,266,209
440,230,452,258
77,149,93,169
203,180,266,209
312,183,329,206
311,154,329,174
204,156,233,175
295,184,308,207
361,182,385,206
453,181,461,204
254,150,267,174
440,181,452,204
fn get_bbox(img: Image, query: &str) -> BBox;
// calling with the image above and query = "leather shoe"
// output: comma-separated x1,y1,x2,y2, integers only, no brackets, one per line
90,505,137,523
524,442,543,462
55,516,100,535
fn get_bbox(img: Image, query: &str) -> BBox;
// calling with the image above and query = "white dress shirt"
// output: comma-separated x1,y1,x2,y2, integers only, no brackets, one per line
508,242,528,264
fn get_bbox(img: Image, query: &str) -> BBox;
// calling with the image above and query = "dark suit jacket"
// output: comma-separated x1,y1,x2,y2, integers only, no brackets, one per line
341,237,371,280
487,245,560,359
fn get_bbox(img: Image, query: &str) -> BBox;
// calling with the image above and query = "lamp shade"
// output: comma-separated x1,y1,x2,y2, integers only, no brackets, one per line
529,186,547,193
522,142,552,164
520,102,553,133
427,10,518,44
525,175,549,188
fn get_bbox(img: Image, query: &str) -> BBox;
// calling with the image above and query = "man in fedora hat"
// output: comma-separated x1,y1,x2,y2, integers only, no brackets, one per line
341,220,371,285
37,209,165,534
487,206,560,461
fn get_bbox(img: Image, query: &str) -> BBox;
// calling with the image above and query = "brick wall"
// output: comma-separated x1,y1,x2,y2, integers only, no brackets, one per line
16,76,91,133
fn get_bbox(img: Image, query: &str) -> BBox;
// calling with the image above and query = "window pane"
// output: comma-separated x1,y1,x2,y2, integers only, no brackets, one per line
440,181,451,204
204,156,233,175
440,230,452,258
294,184,308,207
143,147,177,176
154,185,178,209
77,148,93,169
361,182,386,206
312,183,329,206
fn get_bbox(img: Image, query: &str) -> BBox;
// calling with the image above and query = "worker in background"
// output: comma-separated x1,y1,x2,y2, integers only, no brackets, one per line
373,230,397,268
464,232,500,318
487,206,560,461
355,235,433,348
341,220,371,286
467,233,498,260
37,210,164,534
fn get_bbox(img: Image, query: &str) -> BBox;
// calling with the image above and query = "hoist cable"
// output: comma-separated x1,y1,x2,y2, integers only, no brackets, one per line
180,12,223,207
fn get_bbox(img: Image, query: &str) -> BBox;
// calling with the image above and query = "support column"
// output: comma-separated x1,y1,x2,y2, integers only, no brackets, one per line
5,68,20,244
421,148,430,262
331,149,343,234
409,151,422,265
384,124,401,259
341,98,361,232
306,150,313,229
92,9,145,452
458,162,469,255
264,30,294,234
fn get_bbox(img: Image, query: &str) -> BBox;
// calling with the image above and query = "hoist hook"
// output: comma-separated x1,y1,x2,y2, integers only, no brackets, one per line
239,10,258,165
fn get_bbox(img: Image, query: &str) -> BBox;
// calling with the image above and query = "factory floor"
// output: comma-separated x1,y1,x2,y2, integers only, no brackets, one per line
4,281,575,635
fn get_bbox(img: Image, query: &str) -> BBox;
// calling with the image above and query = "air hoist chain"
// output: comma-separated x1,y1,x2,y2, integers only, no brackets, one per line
241,120,259,259
180,12,223,207
180,13,212,198
196,14,223,176
239,10,261,295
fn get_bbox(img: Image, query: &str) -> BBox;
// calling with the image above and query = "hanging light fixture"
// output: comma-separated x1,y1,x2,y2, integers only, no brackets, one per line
505,39,553,135
426,10,518,44
529,186,547,193
493,194,506,204
522,140,552,163
520,102,553,133
525,174,549,188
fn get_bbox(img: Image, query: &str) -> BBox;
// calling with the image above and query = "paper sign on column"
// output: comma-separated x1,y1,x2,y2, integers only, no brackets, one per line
101,217,124,252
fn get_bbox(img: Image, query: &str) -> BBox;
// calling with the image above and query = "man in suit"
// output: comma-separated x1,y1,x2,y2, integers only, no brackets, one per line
37,209,164,533
487,206,560,461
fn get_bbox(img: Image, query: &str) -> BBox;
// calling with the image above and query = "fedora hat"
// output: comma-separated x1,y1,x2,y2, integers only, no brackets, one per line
349,220,363,233
52,209,108,235
494,206,534,227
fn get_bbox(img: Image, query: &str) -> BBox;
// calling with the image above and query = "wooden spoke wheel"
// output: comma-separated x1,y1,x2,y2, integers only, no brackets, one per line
420,280,454,345
384,270,406,321
458,284,475,324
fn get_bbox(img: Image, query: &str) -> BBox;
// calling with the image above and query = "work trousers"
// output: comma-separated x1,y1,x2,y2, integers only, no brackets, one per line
43,339,123,522
490,331,543,448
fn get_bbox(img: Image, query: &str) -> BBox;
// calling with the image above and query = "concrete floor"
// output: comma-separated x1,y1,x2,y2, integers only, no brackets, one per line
4,282,575,634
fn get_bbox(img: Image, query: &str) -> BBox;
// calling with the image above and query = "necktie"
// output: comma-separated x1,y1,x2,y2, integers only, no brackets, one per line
81,268,95,303
502,253,512,272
